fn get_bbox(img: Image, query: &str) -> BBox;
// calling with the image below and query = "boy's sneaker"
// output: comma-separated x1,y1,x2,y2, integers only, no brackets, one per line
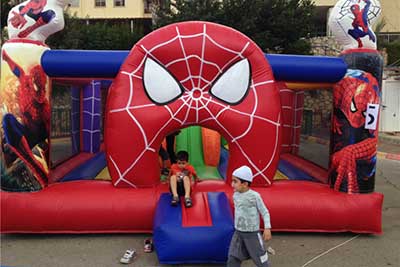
267,246,276,255
144,238,154,253
184,197,193,208
171,195,179,206
120,249,136,264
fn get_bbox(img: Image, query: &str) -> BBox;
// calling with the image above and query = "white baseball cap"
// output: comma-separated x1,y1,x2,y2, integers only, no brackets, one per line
232,166,253,182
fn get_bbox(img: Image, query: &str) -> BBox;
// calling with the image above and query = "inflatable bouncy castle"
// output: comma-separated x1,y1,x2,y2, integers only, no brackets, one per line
1,0,384,264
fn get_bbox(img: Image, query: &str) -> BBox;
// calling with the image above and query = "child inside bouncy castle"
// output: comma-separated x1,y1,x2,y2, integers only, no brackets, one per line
158,130,181,176
167,150,199,208
228,166,272,267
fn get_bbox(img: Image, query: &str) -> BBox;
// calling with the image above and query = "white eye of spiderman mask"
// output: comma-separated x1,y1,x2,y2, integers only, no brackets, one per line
143,57,184,105
210,58,251,105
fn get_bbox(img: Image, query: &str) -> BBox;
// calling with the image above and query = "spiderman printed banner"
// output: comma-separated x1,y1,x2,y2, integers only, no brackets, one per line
330,50,383,194
0,41,51,192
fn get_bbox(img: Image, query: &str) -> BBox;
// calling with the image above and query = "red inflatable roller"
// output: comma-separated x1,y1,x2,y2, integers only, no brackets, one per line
196,180,383,234
1,181,162,233
1,180,382,234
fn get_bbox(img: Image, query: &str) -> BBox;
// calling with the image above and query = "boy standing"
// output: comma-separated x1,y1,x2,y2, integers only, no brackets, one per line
228,166,272,267
168,150,198,208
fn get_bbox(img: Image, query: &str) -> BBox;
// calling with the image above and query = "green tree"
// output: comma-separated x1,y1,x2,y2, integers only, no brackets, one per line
46,13,145,50
1,1,12,30
1,1,13,43
255,0,314,54
154,0,223,27
154,0,315,54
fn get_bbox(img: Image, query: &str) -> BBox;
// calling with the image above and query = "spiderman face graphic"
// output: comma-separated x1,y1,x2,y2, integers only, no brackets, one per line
106,22,282,188
24,66,47,99
334,71,379,128
350,4,360,14
18,65,50,133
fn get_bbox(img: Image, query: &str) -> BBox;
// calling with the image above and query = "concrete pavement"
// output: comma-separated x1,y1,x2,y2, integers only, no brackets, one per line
1,141,399,267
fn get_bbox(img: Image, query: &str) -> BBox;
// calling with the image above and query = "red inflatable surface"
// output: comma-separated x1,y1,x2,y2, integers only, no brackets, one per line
1,180,382,234
106,21,281,188
278,82,304,155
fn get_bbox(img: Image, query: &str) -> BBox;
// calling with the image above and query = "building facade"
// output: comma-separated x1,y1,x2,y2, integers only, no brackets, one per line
68,0,152,19
65,0,155,34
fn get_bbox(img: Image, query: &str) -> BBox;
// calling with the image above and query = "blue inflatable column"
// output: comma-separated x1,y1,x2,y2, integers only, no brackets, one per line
82,81,101,153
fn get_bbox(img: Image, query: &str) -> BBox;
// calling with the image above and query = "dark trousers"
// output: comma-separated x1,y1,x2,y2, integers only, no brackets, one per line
227,230,269,267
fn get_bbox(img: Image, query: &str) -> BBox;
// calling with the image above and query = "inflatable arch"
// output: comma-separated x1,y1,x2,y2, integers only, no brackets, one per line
106,22,281,188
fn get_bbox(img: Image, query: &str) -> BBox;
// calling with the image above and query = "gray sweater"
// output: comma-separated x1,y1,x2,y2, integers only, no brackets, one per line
233,189,271,232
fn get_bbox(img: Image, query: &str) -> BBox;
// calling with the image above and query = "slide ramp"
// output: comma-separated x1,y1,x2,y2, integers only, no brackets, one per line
153,192,234,264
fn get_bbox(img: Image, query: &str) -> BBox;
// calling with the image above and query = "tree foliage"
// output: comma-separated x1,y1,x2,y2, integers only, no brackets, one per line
46,13,144,50
154,0,315,54
1,1,13,30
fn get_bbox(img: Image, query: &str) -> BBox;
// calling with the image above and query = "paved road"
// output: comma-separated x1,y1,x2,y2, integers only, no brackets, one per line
1,156,399,267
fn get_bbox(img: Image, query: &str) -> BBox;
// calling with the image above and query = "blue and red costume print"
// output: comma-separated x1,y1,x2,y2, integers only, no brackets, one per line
330,70,380,193
1,50,50,187
348,0,375,48
9,0,55,38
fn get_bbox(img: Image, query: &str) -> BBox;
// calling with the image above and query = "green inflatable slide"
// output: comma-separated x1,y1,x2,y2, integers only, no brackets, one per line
175,126,222,179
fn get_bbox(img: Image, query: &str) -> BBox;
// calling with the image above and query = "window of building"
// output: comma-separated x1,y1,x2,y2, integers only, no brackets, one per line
69,0,79,7
144,0,152,13
95,0,106,7
114,0,125,7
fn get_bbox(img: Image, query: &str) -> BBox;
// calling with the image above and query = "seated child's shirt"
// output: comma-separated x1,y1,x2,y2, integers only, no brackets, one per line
170,164,197,181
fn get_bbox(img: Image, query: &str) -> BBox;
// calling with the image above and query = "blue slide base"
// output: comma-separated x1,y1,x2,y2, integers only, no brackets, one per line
153,192,234,264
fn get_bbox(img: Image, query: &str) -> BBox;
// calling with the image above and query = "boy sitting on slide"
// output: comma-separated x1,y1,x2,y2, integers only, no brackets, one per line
168,150,199,208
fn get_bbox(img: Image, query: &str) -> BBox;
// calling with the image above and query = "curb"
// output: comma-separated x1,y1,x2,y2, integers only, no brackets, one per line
301,135,400,162
377,151,400,162
378,134,400,146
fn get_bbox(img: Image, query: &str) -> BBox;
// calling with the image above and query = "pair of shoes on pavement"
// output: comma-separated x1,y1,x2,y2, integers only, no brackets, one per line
120,240,153,264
